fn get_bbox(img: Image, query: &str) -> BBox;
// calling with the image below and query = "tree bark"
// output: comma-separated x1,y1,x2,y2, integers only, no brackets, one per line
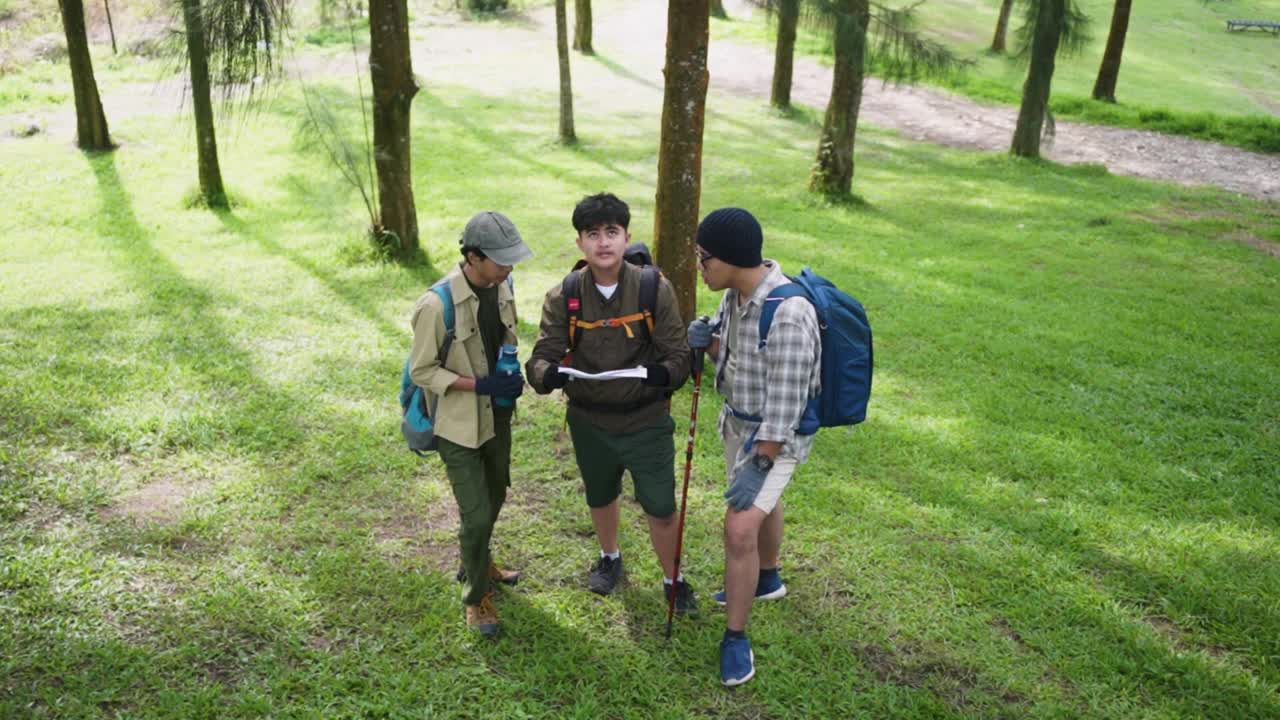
1011,0,1063,158
991,0,1014,53
573,0,593,55
57,0,113,150
181,0,226,206
556,0,576,143
810,0,868,197
653,0,710,324
771,0,799,108
103,0,118,54
710,0,728,20
1091,0,1131,103
368,0,420,257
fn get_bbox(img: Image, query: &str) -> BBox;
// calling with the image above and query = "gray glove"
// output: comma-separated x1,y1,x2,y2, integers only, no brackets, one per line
687,317,714,350
724,461,768,511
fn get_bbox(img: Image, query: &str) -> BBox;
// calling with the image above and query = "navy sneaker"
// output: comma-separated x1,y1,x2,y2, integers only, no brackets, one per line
713,570,787,606
719,633,755,686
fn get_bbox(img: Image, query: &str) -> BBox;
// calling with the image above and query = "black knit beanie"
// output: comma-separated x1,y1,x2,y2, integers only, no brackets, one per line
697,208,763,268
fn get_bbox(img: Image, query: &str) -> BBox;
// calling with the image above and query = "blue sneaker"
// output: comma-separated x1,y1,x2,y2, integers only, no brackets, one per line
720,634,755,686
713,570,787,606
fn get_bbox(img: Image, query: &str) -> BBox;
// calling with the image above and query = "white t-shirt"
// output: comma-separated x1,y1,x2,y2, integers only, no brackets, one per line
595,283,617,300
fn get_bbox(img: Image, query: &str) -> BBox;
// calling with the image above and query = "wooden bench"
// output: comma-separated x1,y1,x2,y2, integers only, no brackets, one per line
1226,19,1280,35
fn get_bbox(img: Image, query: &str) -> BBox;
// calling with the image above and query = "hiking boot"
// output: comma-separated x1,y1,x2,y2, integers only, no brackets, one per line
713,569,787,606
489,561,521,585
720,633,755,687
587,555,624,596
465,593,499,637
456,562,522,586
666,579,699,615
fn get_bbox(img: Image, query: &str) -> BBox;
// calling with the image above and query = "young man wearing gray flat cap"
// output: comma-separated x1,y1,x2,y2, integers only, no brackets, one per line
409,210,534,637
687,207,821,686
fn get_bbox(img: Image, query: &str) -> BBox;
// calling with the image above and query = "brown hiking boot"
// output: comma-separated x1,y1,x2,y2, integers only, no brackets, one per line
488,561,521,585
456,561,522,586
465,593,499,637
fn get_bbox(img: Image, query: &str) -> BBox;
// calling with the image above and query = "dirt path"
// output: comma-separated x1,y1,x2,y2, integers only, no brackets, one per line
8,1,1277,202
709,36,1280,202
701,2,1280,202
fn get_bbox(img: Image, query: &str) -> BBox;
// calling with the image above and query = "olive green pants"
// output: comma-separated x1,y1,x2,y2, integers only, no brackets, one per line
437,413,512,606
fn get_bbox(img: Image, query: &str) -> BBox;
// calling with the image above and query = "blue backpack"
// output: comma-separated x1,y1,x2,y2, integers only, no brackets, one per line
400,282,455,456
756,268,872,435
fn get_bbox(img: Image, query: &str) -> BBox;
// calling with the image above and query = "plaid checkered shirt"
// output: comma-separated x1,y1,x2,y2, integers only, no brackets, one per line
712,261,821,463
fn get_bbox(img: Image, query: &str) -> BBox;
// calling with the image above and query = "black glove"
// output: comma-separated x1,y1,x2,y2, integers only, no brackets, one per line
542,364,568,391
475,373,524,397
641,363,670,387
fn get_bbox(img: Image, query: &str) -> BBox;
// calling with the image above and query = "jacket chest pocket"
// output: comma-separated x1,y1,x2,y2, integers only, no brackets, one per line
449,322,484,370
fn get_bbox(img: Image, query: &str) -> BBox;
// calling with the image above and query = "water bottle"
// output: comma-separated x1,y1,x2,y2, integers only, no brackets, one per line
494,344,520,409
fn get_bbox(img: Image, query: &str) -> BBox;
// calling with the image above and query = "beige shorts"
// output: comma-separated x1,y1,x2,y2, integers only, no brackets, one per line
721,414,798,515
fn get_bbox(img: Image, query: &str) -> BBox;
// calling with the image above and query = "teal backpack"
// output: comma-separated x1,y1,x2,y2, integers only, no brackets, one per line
400,282,454,456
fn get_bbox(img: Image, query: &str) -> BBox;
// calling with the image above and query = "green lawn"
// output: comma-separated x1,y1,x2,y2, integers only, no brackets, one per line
3,8,1280,719
715,0,1280,150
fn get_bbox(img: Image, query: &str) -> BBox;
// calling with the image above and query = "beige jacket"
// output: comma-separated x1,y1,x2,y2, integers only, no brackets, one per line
409,263,519,449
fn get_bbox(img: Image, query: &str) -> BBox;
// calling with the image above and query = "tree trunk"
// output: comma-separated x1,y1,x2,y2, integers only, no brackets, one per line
57,0,113,150
653,0,710,324
810,0,868,197
556,0,576,143
103,0,118,54
710,0,728,20
573,0,593,55
1011,0,1064,158
771,0,799,108
1091,0,1131,103
181,0,226,206
368,0,420,257
991,0,1015,53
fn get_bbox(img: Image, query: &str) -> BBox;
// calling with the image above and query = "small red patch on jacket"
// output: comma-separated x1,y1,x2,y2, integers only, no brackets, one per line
568,298,581,311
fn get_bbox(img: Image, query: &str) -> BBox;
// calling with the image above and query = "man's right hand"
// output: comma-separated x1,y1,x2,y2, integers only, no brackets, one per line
475,373,525,397
687,318,714,350
541,364,568,391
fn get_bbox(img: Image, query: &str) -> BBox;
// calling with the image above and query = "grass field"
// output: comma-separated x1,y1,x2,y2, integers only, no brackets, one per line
3,3,1280,719
715,0,1280,151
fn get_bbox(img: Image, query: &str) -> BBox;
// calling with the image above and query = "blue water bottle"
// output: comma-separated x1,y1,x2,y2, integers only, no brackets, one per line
494,344,520,408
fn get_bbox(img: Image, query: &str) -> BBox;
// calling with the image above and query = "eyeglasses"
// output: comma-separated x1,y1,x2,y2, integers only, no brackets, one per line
696,250,713,267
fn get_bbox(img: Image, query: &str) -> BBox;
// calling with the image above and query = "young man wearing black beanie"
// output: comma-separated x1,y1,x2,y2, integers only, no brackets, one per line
526,193,697,615
687,207,822,687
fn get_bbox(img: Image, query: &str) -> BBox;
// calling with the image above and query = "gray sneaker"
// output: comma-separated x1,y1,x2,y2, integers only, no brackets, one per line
588,555,624,595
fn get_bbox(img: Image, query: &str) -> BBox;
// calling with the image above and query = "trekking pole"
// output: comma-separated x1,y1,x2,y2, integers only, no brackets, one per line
666,316,709,640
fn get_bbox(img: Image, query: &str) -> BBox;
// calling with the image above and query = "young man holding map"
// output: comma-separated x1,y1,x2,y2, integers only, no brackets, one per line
526,193,696,613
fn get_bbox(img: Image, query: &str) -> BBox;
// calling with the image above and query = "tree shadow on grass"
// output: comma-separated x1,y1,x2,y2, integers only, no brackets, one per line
210,205,438,350
417,88,646,189
830,420,1280,705
81,153,306,454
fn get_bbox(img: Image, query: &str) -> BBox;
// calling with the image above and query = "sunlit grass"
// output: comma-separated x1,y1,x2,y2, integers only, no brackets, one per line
2,8,1279,717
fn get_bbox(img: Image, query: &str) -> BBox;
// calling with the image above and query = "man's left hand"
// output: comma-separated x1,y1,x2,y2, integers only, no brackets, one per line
641,364,670,387
725,462,768,511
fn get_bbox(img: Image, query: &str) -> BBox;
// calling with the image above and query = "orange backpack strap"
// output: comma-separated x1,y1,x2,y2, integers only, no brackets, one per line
561,268,585,360
561,264,662,356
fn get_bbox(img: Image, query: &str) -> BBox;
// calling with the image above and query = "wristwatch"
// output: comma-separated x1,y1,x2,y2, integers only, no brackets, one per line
749,454,775,474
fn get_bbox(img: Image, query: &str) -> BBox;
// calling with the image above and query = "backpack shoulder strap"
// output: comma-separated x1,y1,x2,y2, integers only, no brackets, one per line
561,269,584,351
638,265,660,341
432,281,456,362
758,282,807,349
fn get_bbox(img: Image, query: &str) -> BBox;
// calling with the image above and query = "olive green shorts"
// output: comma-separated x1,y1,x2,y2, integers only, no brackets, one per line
566,414,677,518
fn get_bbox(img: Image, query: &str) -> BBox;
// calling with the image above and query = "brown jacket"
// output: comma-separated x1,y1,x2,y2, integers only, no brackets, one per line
409,263,519,449
527,261,691,434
